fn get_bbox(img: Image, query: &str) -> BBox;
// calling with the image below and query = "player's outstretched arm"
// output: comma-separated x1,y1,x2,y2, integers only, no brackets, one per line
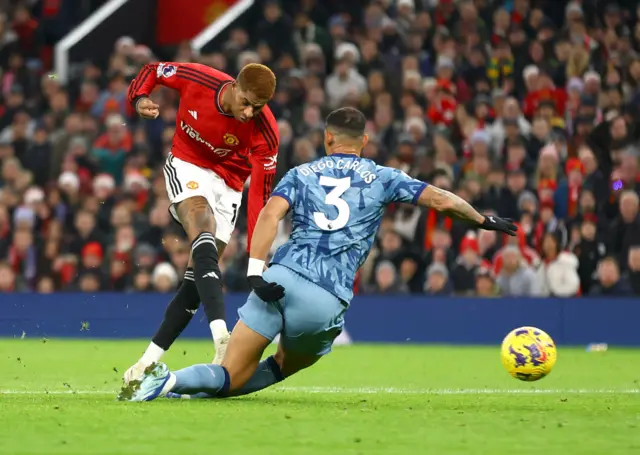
128,62,203,119
418,185,517,236
246,196,290,301
249,196,289,263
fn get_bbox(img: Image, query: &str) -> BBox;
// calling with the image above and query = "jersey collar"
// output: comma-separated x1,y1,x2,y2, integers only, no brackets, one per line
215,81,234,117
330,153,361,158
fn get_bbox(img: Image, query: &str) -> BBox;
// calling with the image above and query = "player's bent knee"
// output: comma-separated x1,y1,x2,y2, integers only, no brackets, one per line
221,321,271,390
274,349,284,370
281,356,321,378
274,347,321,378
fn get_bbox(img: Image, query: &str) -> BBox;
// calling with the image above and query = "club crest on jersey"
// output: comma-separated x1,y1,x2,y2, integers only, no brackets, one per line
186,181,199,190
157,63,177,78
223,133,239,146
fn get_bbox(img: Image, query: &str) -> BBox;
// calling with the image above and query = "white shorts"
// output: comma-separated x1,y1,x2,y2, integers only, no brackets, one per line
163,152,242,244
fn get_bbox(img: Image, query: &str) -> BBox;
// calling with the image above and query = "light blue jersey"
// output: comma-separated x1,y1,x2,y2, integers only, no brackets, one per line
271,153,428,303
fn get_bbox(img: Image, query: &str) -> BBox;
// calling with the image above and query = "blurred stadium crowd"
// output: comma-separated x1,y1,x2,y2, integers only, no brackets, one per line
0,0,639,297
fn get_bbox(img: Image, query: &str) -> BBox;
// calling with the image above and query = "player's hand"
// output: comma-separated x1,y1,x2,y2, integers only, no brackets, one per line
248,275,285,302
135,97,159,119
480,215,517,236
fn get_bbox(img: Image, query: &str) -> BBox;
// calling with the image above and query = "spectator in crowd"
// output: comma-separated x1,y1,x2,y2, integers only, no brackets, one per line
325,53,367,108
76,270,100,292
537,232,580,297
131,268,153,292
0,259,22,291
626,246,640,295
152,262,178,294
590,256,633,297
536,197,568,250
371,260,408,295
496,245,539,297
90,113,131,184
423,227,456,272
0,0,637,299
450,232,482,295
609,191,640,271
475,267,498,298
257,0,295,62
573,214,607,295
492,227,540,275
371,229,408,274
424,263,452,296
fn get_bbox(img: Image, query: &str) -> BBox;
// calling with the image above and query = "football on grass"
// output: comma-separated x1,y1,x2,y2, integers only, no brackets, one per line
501,326,557,381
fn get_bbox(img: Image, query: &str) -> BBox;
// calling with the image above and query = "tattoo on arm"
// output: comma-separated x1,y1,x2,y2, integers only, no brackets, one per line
418,186,485,225
176,196,216,240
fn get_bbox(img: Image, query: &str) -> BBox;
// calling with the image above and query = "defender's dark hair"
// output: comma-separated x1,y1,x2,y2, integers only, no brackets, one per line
325,107,366,138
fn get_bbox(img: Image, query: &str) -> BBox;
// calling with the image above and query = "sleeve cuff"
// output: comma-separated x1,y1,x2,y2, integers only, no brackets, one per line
131,95,148,109
412,183,429,205
272,191,293,207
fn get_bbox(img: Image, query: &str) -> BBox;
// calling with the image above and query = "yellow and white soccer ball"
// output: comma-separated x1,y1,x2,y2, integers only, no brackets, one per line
500,326,557,381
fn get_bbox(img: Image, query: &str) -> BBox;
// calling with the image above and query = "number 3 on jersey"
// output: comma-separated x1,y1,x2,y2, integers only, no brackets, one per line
314,176,351,231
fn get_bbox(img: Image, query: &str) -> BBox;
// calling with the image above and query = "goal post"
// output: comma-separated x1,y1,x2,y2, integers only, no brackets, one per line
54,0,129,84
191,0,255,54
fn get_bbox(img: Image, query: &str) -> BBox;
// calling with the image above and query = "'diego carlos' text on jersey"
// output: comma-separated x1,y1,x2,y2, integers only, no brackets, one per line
271,154,428,303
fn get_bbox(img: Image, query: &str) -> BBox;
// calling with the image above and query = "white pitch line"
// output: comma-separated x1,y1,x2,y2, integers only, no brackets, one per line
1,387,639,396
279,387,640,395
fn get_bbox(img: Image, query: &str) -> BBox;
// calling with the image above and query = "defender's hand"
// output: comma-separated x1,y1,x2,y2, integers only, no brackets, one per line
248,275,285,302
481,216,518,236
136,97,159,119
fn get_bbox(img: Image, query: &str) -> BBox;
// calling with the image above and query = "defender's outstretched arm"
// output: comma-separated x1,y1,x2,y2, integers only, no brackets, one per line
417,185,517,235
418,185,485,224
246,195,291,302
248,195,290,266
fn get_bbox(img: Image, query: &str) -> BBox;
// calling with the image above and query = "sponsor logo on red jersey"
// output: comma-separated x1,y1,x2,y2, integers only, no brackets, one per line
180,120,232,156
264,156,277,171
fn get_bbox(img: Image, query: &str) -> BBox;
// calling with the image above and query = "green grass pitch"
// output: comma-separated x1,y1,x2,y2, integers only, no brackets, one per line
1,339,639,455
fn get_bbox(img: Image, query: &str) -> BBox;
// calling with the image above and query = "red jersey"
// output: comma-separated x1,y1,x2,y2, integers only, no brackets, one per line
522,88,567,118
427,96,457,128
127,62,279,244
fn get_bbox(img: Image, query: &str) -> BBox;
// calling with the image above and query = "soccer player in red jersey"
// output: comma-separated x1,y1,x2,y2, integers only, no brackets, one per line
123,62,279,384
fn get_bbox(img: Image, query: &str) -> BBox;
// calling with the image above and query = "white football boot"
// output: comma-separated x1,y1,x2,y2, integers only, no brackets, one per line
123,360,151,385
118,362,175,402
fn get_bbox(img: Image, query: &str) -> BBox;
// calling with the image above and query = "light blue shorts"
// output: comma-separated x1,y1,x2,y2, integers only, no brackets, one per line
238,265,347,356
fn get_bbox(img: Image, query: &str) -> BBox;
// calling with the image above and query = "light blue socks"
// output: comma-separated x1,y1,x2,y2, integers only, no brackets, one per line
171,363,230,396
226,355,285,397
169,355,284,399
